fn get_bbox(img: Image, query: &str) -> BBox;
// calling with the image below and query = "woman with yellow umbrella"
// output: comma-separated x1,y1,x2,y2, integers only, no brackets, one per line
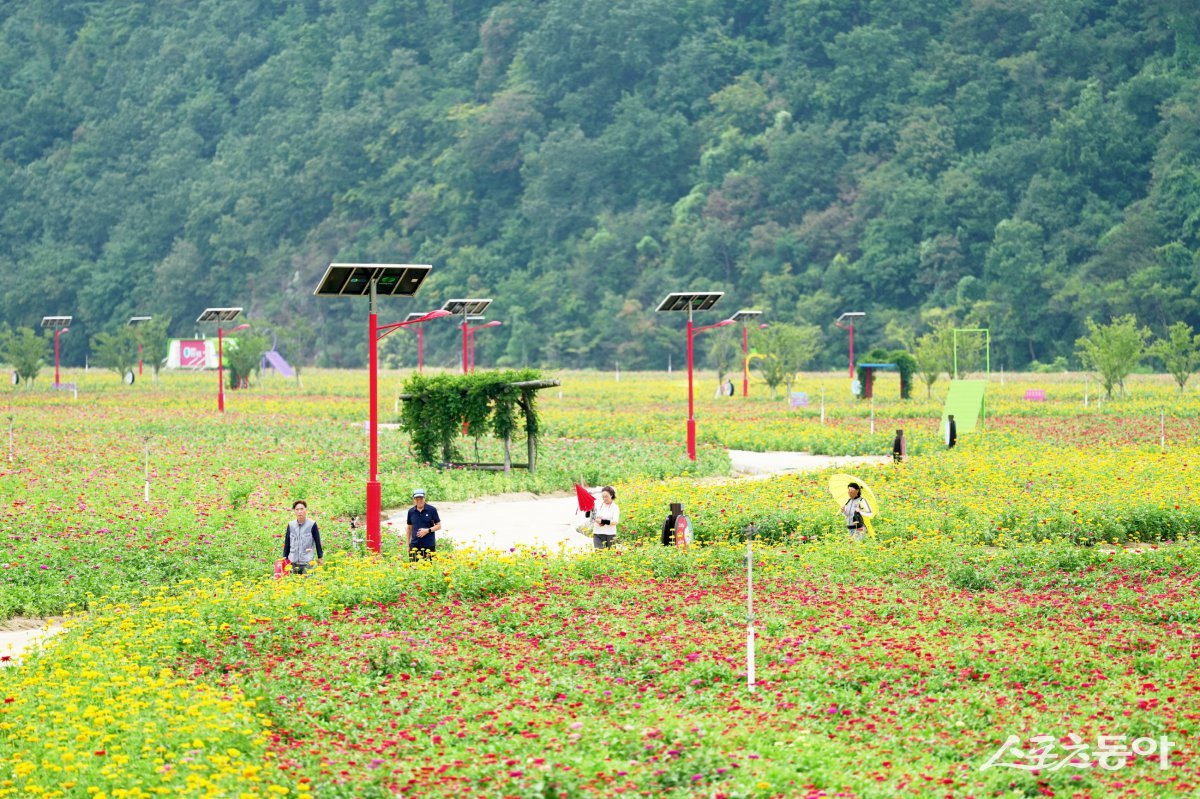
829,473,877,542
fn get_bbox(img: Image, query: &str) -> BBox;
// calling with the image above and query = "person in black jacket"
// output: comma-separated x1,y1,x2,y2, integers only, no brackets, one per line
946,414,958,448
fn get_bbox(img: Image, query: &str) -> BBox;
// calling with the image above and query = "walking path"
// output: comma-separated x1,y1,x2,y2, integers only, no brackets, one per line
383,450,888,552
0,619,63,667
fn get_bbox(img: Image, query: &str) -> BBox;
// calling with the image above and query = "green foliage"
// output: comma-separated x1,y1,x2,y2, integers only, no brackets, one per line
0,327,49,386
224,328,271,388
751,323,822,398
1076,315,1151,398
855,348,917,399
400,370,545,465
133,316,172,377
704,332,739,382
90,328,138,380
1149,321,1200,393
0,2,1198,374
913,328,952,397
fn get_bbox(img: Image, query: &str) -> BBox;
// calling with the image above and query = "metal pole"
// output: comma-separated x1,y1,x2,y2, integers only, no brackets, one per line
1161,408,1166,452
217,327,225,412
54,330,61,386
138,343,143,377
848,322,855,377
742,324,750,397
8,415,12,464
746,523,756,693
367,280,382,553
461,311,469,374
417,324,424,373
686,307,696,461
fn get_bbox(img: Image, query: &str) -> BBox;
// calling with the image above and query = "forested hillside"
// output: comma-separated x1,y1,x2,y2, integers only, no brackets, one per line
1,0,1198,369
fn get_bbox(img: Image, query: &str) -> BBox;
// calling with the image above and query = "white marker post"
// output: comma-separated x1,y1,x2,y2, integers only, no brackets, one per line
746,522,756,693
820,386,825,424
1161,408,1166,452
7,415,12,464
1084,376,1089,408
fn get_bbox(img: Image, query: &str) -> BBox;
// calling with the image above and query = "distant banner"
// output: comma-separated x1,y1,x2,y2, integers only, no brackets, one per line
180,340,207,368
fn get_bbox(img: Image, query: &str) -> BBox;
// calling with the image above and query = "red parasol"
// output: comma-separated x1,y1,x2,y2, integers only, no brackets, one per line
574,483,596,514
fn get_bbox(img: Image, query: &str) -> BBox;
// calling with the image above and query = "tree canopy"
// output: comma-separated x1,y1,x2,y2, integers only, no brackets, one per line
1,0,1198,371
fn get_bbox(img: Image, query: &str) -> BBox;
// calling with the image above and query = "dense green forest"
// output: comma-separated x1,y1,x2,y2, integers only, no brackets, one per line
1,0,1198,370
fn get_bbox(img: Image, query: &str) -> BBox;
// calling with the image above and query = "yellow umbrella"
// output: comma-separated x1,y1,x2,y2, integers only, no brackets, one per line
827,473,879,537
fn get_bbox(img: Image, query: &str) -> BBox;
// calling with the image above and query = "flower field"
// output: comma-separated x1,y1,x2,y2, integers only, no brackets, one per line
1,367,1198,797
3,541,1198,798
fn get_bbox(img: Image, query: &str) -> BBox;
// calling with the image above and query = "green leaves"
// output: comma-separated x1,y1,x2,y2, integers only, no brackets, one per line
400,370,546,465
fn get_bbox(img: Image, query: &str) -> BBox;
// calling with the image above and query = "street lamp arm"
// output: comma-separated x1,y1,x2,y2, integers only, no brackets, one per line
696,319,736,334
376,309,454,340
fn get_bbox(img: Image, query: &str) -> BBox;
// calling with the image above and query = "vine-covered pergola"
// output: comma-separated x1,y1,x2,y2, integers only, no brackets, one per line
398,370,559,472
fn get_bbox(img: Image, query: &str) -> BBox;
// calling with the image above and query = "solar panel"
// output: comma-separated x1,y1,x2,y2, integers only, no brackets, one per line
313,264,432,297
127,316,152,326
655,292,724,313
404,312,432,322
197,308,243,323
40,316,72,329
730,309,762,322
441,298,492,315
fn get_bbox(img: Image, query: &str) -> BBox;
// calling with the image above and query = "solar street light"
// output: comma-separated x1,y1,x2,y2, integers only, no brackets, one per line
731,310,763,398
835,312,865,377
466,319,502,372
440,299,493,374
655,292,729,461
197,308,244,413
313,264,435,553
128,316,152,377
41,316,72,386
404,311,452,373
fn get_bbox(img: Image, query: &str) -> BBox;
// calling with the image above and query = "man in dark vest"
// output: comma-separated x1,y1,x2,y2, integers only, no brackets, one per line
946,414,958,448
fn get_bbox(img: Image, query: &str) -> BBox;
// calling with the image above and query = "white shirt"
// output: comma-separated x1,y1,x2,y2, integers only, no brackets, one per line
593,501,620,535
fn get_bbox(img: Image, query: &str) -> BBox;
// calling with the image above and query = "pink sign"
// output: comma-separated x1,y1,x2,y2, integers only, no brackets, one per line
180,340,207,368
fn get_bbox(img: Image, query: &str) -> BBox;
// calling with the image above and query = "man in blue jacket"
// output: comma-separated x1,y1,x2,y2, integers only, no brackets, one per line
406,489,441,561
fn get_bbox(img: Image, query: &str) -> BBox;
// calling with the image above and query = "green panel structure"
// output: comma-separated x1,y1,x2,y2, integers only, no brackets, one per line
942,379,986,433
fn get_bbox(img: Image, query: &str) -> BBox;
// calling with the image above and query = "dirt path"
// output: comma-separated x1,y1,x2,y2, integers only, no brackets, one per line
0,619,63,667
385,450,889,553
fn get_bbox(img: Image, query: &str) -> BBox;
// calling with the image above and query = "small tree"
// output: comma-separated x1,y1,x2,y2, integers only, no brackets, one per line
706,334,739,384
913,328,953,398
276,317,317,385
134,316,172,379
1150,321,1200,393
0,327,50,386
90,328,139,380
752,323,822,398
224,329,271,388
1075,315,1150,398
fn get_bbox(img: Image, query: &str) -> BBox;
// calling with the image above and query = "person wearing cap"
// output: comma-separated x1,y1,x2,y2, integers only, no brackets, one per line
406,489,441,561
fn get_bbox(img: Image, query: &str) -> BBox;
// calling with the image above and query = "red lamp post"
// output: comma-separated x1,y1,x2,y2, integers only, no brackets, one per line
467,320,502,372
40,317,72,387
314,264,439,554
128,316,151,377
197,308,244,412
835,312,865,377
656,292,728,461
731,310,763,397
403,312,450,372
